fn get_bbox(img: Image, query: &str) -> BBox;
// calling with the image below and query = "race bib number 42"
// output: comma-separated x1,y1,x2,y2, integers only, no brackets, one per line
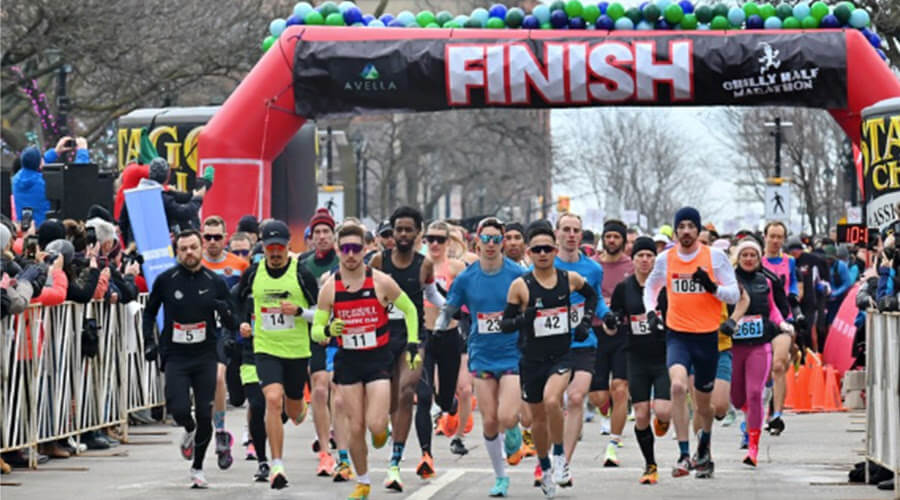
342,327,377,350
261,307,295,331
672,274,703,294
734,315,764,340
477,312,503,334
534,307,569,337
172,321,206,344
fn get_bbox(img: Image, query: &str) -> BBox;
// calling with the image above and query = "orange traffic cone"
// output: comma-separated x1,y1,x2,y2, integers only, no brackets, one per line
823,365,848,412
792,364,812,412
809,362,826,411
784,363,797,410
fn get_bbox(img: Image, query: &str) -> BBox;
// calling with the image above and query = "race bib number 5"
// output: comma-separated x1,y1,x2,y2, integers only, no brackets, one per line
172,321,206,344
630,314,651,335
534,307,569,337
477,312,503,334
734,315,764,339
342,327,377,350
261,307,295,331
672,274,703,294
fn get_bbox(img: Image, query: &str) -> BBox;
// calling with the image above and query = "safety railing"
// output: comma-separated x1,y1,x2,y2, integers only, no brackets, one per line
1,294,163,467
864,312,900,497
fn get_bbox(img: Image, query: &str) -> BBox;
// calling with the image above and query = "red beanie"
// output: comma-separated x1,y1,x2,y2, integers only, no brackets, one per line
309,208,335,231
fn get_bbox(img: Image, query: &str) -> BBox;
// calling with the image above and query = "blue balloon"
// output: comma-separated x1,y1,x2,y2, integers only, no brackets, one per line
454,14,469,25
471,7,490,24
396,10,416,26
877,48,887,60
570,16,587,28
636,19,653,29
792,2,810,19
697,22,710,29
655,0,671,11
746,14,764,28
764,15,782,28
388,19,406,27
727,7,745,26
598,1,609,13
849,9,869,28
639,1,649,10
343,7,363,24
551,9,569,28
293,2,314,18
869,34,882,48
363,14,375,23
820,13,839,27
596,14,614,29
523,14,541,28
368,19,385,27
286,14,301,26
269,18,287,36
655,18,672,28
379,13,394,24
489,3,508,18
678,0,694,13
614,17,635,29
338,1,356,12
533,4,552,23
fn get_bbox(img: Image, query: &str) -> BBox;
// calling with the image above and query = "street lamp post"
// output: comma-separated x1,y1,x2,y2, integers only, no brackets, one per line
764,117,794,178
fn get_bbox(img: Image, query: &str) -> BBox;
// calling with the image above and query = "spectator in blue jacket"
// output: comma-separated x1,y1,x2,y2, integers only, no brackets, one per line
824,244,852,326
12,147,50,226
43,136,90,164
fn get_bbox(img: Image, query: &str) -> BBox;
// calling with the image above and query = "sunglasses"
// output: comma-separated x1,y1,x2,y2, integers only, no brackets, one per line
425,235,447,244
529,245,556,254
264,243,286,252
379,231,394,238
340,243,364,255
203,234,224,241
479,234,504,245
231,249,250,256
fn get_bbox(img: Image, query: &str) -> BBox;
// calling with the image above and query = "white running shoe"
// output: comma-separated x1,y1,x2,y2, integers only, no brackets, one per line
190,468,208,489
551,455,571,486
540,470,557,498
599,414,611,435
180,429,196,461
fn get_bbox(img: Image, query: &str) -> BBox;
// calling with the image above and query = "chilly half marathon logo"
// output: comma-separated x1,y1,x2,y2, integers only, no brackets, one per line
721,41,820,98
344,63,398,92
444,40,695,106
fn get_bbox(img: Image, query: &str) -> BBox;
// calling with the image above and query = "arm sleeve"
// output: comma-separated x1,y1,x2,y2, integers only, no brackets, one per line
142,275,164,344
297,264,319,306
788,258,800,296
610,283,625,315
216,277,238,330
8,282,33,314
300,307,317,323
424,281,446,308
500,302,524,333
93,270,110,300
392,291,419,344
643,252,668,312
43,149,58,163
767,289,785,325
311,308,329,340
576,280,599,323
847,264,860,286
435,304,460,331
832,262,852,297
712,249,740,304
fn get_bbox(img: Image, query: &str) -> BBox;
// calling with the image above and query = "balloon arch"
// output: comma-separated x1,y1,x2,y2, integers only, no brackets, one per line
198,25,900,227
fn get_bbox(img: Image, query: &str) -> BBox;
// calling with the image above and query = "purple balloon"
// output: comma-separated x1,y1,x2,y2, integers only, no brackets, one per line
343,7,363,25
678,0,694,13
489,3,508,18
595,14,614,29
655,18,672,29
550,9,569,28
388,19,406,27
522,14,540,28
380,13,394,24
286,14,301,26
598,1,609,13
746,14,763,28
569,16,587,28
820,14,840,28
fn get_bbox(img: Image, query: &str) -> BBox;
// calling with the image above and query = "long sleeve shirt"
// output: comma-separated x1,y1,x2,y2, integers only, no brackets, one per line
643,245,740,312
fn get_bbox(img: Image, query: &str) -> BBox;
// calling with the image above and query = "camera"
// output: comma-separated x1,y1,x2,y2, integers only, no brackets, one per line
21,207,33,232
66,138,76,148
86,226,97,246
122,252,144,268
44,251,59,265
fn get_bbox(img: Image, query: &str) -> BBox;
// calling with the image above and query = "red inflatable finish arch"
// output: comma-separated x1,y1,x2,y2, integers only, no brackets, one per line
199,26,900,227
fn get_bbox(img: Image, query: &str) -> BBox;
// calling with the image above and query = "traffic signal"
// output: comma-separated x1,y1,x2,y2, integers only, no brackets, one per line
557,195,570,213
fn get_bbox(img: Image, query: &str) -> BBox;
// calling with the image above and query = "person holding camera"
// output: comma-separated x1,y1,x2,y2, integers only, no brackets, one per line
12,147,51,227
43,136,90,164
85,217,139,304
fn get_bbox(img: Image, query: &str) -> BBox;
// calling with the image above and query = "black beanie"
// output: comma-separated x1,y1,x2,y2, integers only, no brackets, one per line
237,215,259,235
632,236,657,256
38,219,66,250
674,206,701,230
505,222,525,236
603,220,627,239
87,204,113,223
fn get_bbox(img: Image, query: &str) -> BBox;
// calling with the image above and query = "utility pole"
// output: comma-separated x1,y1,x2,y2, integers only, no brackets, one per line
326,126,333,185
765,117,793,178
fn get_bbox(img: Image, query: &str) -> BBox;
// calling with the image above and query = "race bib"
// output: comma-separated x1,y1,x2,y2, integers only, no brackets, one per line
569,303,584,326
172,321,206,344
630,314,651,335
261,307,295,331
671,273,704,294
476,312,503,334
341,326,377,350
387,304,405,321
533,307,569,337
734,315,764,339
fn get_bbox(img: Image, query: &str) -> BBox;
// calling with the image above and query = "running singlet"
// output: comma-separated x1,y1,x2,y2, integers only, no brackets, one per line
762,254,797,297
332,268,390,351
520,269,572,361
732,269,777,345
554,254,609,349
446,258,524,372
611,275,666,362
251,257,311,358
425,259,454,308
665,245,722,333
203,252,249,288
382,249,425,333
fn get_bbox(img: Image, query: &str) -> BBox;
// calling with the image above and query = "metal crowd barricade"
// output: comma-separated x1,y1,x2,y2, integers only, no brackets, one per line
865,312,900,498
1,294,163,467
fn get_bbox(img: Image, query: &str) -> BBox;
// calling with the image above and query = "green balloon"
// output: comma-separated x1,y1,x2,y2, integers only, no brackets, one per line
319,1,339,17
486,16,505,28
550,0,566,12
436,10,453,25
625,7,642,23
742,2,759,17
712,4,729,18
540,22,552,29
759,3,776,19
304,11,325,24
710,15,729,29
782,15,800,28
262,35,277,52
583,4,601,22
444,20,461,27
506,8,525,26
643,4,661,21
325,12,345,25
833,3,851,23
695,5,713,22
664,4,684,23
425,22,441,27
809,1,829,19
416,10,436,27
680,13,698,28
840,1,855,10
800,14,818,27
607,2,626,19
776,3,793,19
565,0,584,17
464,17,482,27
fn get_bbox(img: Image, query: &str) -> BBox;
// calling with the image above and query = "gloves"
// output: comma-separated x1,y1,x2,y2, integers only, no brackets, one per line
329,318,345,337
223,334,236,354
213,299,230,316
19,263,48,294
405,342,422,370
647,310,664,333
788,293,800,308
794,311,808,330
603,313,618,331
574,321,591,342
144,340,159,363
692,266,718,294
719,318,737,337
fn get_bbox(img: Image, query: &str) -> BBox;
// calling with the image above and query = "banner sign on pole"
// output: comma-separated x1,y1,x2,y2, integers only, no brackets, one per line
124,185,176,289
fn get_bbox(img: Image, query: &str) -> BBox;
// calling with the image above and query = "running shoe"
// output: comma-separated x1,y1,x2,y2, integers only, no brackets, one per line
552,454,571,486
242,425,250,446
450,437,469,456
384,465,403,491
603,442,619,467
540,470,557,498
180,428,196,461
464,412,474,434
672,455,691,477
246,442,257,461
599,413,611,435
316,451,336,477
693,453,715,479
270,463,288,489
439,413,460,437
722,407,737,427
254,462,270,482
216,430,234,470
506,445,525,466
489,476,510,497
333,461,354,482
533,463,543,487
348,483,371,500
292,401,308,426
639,464,659,485
653,416,670,438
504,426,523,459
416,452,436,479
768,416,785,436
371,427,390,449
522,429,536,457
190,468,208,489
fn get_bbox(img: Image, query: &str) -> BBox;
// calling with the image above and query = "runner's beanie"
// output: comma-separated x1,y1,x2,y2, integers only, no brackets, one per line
673,206,701,230
735,237,762,258
309,208,335,231
603,220,627,240
632,236,657,256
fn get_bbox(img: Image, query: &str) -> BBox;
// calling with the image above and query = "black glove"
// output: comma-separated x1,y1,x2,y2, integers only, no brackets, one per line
719,318,737,337
603,313,618,331
794,312,807,330
647,310,664,333
692,266,718,294
19,263,48,294
788,293,800,308
214,299,230,316
223,334,237,354
574,321,591,342
144,340,159,363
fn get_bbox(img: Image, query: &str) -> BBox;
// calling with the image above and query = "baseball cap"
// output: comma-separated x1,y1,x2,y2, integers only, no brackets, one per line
377,220,392,236
260,220,290,246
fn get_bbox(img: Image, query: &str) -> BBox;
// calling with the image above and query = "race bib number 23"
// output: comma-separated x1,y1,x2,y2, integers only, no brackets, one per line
477,312,503,334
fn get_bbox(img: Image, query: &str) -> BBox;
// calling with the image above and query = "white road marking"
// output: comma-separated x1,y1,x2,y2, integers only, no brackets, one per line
405,469,465,500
